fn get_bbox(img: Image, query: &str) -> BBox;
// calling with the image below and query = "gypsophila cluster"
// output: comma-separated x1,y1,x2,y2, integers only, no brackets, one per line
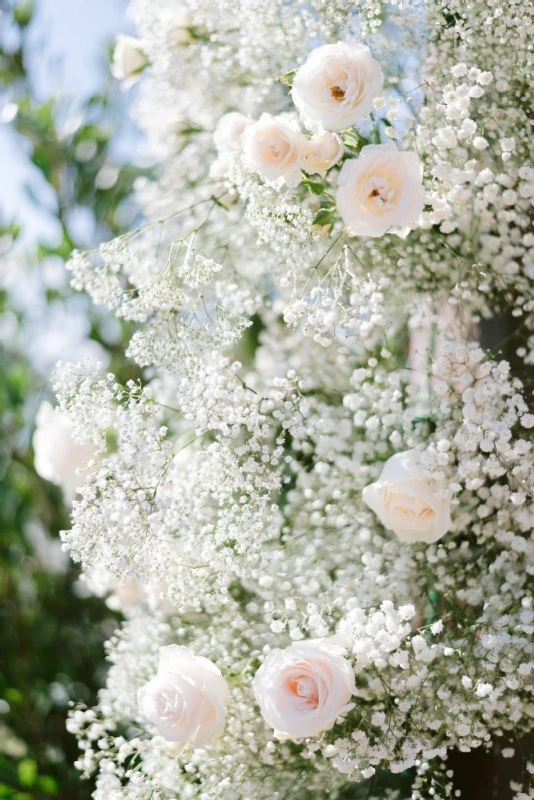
53,0,534,796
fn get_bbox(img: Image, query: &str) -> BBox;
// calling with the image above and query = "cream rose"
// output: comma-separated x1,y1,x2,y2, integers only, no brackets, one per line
137,645,228,747
111,35,148,89
252,640,356,738
213,112,253,155
302,130,344,178
242,113,306,189
362,450,452,544
33,402,97,504
292,42,383,132
336,142,425,238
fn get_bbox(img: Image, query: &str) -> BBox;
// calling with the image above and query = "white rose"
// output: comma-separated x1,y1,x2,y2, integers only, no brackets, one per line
292,42,383,132
137,645,228,747
242,113,306,189
111,35,148,89
302,131,344,178
362,450,452,544
32,401,97,504
252,640,356,738
336,142,425,238
213,112,253,155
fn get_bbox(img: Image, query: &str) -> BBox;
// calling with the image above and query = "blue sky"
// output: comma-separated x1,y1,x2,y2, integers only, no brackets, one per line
0,0,134,245
0,0,140,376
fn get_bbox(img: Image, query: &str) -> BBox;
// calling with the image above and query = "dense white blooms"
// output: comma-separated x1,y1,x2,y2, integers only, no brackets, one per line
292,42,383,132
60,0,534,795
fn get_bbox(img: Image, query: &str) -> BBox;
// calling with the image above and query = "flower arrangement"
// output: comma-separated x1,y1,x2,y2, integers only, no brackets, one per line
45,0,534,797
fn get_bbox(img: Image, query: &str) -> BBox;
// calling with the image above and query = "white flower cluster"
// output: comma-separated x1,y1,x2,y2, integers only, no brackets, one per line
46,0,534,796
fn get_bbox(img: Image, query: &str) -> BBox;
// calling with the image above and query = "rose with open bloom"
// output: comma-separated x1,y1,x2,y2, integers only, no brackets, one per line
33,401,97,504
362,450,452,544
302,130,344,178
336,142,425,238
111,35,149,89
137,645,228,747
252,640,356,738
242,113,306,189
292,42,383,132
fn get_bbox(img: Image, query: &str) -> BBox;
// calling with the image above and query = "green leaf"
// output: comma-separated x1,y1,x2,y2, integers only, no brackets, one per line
312,208,335,226
341,130,360,150
22,183,40,207
428,588,440,604
177,124,205,136
302,177,326,195
17,759,37,788
38,775,58,795
5,688,23,705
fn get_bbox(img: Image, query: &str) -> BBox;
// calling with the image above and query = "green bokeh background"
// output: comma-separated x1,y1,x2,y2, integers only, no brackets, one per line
0,3,142,795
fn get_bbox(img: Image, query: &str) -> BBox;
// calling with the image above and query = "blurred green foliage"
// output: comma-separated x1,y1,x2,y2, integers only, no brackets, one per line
0,1,145,796
0,339,118,800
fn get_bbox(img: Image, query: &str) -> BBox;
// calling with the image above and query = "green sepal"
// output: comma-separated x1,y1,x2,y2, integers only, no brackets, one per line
276,68,297,86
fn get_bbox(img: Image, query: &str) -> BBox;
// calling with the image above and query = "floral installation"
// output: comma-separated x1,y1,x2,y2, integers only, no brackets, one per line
52,0,534,797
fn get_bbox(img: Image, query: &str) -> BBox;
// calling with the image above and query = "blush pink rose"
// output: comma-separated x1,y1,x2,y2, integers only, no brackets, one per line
252,640,356,738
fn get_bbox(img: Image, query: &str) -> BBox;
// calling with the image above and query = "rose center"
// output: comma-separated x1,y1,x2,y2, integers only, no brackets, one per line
365,175,394,209
266,138,290,162
387,492,436,523
330,85,345,101
288,673,319,708
155,687,184,720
